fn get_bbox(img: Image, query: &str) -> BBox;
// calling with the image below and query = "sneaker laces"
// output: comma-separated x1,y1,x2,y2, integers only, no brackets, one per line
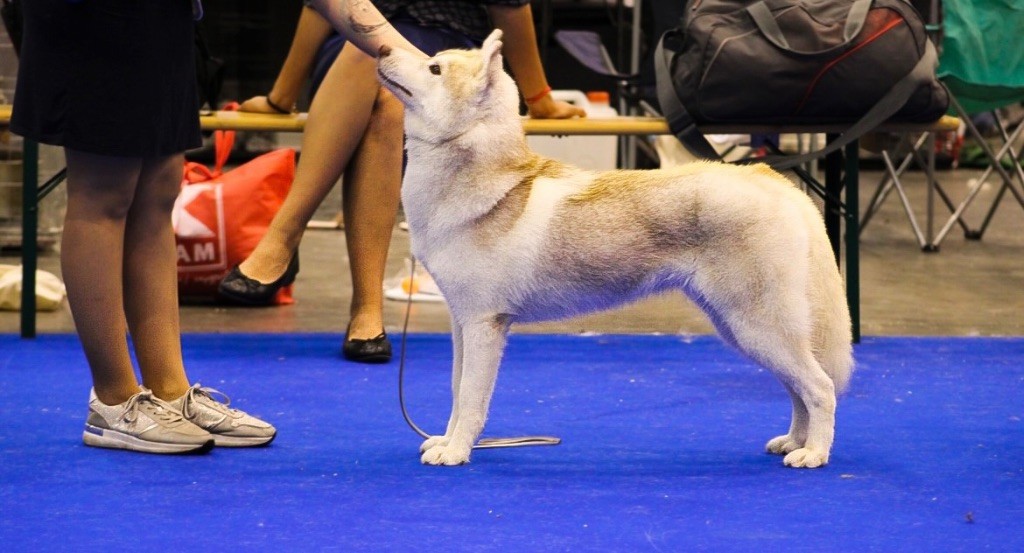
181,384,239,419
122,389,185,426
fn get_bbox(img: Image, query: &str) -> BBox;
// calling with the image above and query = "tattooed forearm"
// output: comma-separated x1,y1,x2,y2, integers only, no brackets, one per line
307,0,427,58
348,0,387,35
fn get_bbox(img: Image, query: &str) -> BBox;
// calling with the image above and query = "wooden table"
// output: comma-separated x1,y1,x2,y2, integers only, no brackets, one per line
4,104,960,340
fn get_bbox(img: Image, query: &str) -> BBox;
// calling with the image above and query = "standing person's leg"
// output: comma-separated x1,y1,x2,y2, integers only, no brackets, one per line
64,149,212,454
342,88,403,351
227,43,381,287
62,150,146,405
120,154,278,447
121,153,191,400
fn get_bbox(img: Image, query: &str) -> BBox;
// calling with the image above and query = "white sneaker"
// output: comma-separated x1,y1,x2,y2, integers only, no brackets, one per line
84,388,214,454
170,384,276,447
383,258,446,303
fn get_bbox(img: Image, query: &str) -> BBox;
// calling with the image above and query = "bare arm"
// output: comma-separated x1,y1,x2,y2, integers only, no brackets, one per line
487,4,586,119
240,6,333,113
307,0,425,58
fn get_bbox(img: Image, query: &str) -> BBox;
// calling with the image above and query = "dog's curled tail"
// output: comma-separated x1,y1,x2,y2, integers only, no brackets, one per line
806,212,855,395
816,307,855,396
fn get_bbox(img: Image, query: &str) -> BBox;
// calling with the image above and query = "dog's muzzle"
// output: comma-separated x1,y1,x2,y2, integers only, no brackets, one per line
377,68,412,98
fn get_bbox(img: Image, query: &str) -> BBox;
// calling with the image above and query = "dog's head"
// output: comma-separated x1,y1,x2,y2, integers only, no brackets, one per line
377,30,519,142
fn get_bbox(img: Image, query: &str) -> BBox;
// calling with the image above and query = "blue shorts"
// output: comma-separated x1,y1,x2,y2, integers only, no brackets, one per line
310,19,480,97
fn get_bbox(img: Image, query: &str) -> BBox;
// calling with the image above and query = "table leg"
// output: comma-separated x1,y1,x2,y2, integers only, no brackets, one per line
20,139,38,338
823,134,860,343
844,141,861,343
824,134,843,263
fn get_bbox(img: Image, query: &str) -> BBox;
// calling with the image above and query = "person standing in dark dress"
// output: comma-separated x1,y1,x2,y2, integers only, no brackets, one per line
11,0,276,453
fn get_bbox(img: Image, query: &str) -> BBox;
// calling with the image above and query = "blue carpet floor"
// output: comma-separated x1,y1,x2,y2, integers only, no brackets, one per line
1,333,1022,551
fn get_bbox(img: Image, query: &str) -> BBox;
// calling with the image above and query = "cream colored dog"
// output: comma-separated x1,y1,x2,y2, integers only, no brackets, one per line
377,31,853,468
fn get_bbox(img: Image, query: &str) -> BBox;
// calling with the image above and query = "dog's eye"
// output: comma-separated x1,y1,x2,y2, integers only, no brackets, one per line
429,63,442,75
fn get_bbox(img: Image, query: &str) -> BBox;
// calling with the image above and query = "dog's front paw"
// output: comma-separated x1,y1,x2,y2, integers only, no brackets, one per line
765,434,803,455
420,435,450,453
782,447,829,468
420,443,471,466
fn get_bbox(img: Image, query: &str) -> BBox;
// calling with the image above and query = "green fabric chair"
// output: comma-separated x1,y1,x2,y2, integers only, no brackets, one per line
933,0,1024,242
861,0,1023,248
938,0,1024,114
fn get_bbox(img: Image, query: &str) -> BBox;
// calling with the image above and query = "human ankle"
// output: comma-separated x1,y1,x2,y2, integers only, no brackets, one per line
240,244,295,283
92,384,143,406
145,383,191,403
348,314,384,339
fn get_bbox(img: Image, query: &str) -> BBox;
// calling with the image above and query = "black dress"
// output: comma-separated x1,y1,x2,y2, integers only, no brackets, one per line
11,0,202,157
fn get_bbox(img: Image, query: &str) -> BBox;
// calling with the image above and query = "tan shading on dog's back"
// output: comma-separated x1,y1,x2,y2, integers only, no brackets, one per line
378,29,852,469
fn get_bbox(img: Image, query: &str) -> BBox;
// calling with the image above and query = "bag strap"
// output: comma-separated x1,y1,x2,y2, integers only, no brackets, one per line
183,161,216,184
181,102,239,184
746,1,790,50
748,0,873,54
654,30,720,160
212,101,240,175
655,33,940,170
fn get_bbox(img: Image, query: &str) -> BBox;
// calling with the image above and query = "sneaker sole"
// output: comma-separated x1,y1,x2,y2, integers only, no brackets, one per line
212,432,277,447
83,424,214,455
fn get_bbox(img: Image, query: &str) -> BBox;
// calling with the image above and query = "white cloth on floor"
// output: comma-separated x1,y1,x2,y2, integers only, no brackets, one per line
0,264,66,311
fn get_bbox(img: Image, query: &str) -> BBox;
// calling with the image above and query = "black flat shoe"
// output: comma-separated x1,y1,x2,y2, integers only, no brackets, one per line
342,331,392,363
217,255,299,306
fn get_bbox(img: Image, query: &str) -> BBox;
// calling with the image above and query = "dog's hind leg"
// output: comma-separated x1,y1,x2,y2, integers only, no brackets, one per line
420,322,465,454
758,349,834,467
703,306,810,455
420,314,511,466
718,313,836,468
765,383,809,456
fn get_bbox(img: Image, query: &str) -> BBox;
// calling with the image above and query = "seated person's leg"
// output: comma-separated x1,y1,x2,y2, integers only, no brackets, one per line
228,42,380,287
340,21,478,358
342,88,403,352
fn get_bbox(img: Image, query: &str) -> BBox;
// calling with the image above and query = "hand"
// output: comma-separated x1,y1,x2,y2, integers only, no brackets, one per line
526,96,587,120
238,95,280,114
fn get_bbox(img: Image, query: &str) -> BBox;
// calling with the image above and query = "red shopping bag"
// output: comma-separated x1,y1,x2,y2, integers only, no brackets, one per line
173,109,296,304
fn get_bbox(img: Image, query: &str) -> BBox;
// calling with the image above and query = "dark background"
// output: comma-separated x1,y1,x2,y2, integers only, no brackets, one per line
196,0,659,111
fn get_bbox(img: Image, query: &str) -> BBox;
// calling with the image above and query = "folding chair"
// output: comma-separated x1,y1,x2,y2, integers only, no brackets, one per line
859,130,971,251
930,0,1024,246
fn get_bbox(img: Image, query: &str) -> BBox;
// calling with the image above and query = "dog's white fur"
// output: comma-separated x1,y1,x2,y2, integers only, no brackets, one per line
377,31,853,468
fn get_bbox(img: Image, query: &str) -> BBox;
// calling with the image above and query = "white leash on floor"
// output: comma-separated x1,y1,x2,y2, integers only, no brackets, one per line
396,256,561,450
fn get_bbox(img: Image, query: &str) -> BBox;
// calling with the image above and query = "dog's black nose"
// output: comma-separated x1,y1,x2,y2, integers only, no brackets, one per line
379,45,391,57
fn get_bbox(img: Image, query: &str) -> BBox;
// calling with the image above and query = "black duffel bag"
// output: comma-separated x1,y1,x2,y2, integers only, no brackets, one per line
655,0,949,167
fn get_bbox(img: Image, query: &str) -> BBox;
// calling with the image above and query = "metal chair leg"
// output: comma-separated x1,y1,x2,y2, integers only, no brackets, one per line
933,99,1024,244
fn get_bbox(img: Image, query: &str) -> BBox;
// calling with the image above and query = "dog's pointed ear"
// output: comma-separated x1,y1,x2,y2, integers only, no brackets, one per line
481,29,504,74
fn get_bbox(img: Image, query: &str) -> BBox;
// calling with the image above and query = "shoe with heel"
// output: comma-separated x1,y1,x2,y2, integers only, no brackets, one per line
217,254,299,306
342,326,392,363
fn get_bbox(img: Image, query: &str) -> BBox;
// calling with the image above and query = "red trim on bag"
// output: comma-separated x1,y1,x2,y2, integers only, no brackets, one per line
795,12,906,114
212,102,240,175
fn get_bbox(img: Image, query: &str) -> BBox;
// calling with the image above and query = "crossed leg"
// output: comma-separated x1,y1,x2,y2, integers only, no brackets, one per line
236,42,402,340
